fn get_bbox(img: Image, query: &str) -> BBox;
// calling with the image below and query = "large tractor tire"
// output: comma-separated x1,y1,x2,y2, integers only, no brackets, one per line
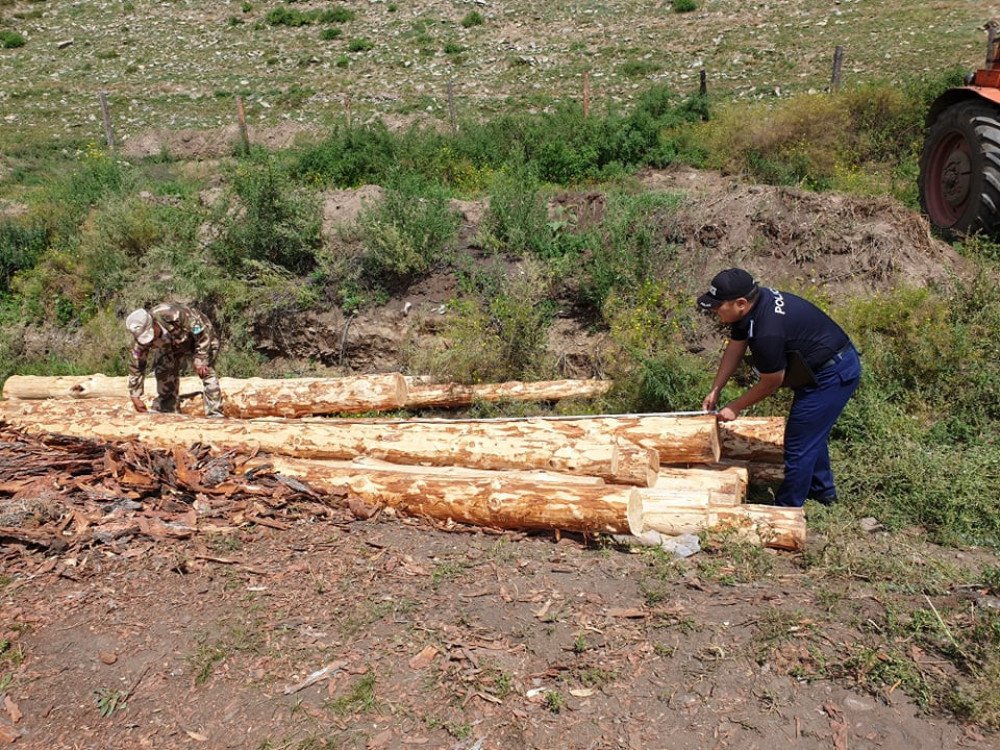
918,100,1000,237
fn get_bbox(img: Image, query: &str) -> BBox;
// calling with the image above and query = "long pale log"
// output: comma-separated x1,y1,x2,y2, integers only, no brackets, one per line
627,489,805,551
719,417,785,463
657,464,748,499
0,400,657,485
260,455,632,534
355,414,721,465
2,373,410,418
327,456,606,485
714,459,784,486
403,378,612,408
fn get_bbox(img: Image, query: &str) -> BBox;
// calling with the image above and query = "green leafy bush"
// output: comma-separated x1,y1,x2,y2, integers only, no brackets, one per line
0,221,47,293
357,174,460,287
266,6,352,26
415,260,555,382
832,275,1000,546
214,156,322,273
460,11,484,27
320,26,342,40
577,191,682,311
701,69,965,202
673,0,697,11
477,160,554,258
348,37,373,52
0,29,25,48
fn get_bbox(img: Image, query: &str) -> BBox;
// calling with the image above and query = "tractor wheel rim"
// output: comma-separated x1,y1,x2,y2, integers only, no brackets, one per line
927,132,972,225
941,150,971,208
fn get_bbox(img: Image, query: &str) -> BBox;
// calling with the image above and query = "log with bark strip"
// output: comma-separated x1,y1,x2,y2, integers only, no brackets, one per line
719,417,785,464
656,464,748,499
627,488,805,551
258,456,634,534
351,413,722,465
2,373,409,418
402,377,612,408
714,459,785,486
0,399,659,486
3,374,612,414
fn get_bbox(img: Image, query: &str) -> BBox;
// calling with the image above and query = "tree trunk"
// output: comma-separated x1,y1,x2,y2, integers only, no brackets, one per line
627,489,805,551
335,456,607,485
0,399,658,486
4,374,611,413
655,464,748,500
714,459,784,486
250,455,633,534
357,413,721,465
403,378,612,408
2,373,410,418
719,417,785,463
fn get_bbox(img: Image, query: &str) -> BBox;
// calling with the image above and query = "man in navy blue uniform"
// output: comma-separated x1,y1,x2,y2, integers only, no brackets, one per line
697,268,861,508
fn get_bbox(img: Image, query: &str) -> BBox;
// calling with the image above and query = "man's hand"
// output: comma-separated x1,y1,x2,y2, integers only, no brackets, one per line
131,396,147,413
702,388,721,412
717,405,740,422
194,363,210,379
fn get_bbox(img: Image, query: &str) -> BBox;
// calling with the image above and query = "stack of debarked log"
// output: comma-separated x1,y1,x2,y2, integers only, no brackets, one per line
0,373,796,550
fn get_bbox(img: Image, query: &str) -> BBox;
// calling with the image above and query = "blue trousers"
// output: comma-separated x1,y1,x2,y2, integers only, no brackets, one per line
775,347,861,507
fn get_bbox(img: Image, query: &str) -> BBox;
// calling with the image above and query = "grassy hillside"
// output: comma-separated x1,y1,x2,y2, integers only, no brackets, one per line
0,0,994,148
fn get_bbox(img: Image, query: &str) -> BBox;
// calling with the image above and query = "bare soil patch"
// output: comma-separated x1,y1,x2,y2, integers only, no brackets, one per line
0,432,995,750
120,123,316,161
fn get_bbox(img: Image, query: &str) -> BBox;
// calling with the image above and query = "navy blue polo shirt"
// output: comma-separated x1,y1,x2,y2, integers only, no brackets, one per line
730,288,851,374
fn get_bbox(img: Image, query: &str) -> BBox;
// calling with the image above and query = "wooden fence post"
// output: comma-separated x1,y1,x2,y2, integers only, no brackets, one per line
831,45,844,91
98,91,116,154
583,70,591,118
236,95,251,154
447,80,457,131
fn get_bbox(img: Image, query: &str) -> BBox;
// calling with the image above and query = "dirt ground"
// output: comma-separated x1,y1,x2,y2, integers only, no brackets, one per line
2,508,994,750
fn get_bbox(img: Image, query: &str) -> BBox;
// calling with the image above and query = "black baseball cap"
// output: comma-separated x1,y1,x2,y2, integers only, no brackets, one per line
697,268,758,309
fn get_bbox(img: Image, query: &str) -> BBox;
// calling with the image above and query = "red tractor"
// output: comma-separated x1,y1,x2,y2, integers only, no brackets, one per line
919,24,1000,237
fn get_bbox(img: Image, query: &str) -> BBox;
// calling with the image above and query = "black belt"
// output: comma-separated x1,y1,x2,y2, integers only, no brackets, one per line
815,344,853,373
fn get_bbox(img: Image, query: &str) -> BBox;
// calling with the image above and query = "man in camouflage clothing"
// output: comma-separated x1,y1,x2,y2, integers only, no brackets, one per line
125,303,224,417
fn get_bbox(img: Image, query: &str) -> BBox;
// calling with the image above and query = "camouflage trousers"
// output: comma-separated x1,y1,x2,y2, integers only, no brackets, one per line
152,342,223,417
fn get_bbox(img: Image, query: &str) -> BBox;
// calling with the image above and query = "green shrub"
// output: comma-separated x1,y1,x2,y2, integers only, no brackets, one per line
293,121,396,186
416,260,555,382
0,29,25,48
214,156,322,273
830,276,1000,546
264,3,351,27
618,59,661,78
320,26,342,40
291,85,707,189
460,11,484,27
477,160,553,258
577,191,682,310
318,7,354,23
348,37,373,52
40,146,132,243
357,174,460,287
701,69,965,201
0,221,47,293
443,42,465,55
673,0,697,11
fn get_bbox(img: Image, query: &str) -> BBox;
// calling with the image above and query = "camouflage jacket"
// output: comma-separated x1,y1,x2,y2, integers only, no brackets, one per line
127,303,218,398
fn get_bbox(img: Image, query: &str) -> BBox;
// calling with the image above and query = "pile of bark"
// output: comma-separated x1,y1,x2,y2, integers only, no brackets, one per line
0,424,344,555
0,375,798,550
